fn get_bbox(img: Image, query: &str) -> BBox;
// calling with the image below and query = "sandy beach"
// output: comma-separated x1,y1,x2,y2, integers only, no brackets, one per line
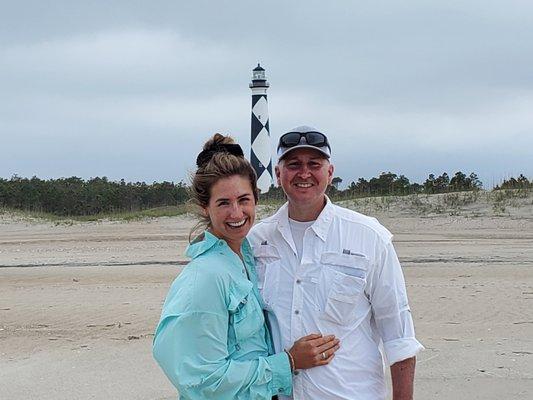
1,193,532,399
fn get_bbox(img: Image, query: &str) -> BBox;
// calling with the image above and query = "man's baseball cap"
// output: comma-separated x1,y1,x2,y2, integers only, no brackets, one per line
277,125,331,160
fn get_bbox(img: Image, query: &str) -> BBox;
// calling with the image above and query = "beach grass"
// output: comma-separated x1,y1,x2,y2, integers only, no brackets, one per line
2,188,531,223
0,204,192,224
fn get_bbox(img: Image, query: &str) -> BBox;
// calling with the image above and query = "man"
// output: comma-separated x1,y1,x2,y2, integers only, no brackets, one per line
249,126,424,399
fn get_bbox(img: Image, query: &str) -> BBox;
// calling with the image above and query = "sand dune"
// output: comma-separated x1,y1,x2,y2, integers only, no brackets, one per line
1,193,532,399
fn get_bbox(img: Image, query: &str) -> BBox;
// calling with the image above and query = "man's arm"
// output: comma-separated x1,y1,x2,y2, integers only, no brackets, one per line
367,238,423,397
390,356,416,400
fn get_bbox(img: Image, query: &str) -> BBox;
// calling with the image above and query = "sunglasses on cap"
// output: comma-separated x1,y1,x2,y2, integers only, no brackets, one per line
277,131,330,150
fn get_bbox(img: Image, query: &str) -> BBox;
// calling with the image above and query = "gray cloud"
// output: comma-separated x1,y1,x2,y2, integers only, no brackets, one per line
1,1,532,187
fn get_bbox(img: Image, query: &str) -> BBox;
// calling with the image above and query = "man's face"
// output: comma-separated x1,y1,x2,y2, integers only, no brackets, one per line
275,148,334,207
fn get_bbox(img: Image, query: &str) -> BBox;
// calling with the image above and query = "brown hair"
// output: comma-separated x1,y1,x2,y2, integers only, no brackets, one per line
189,133,258,241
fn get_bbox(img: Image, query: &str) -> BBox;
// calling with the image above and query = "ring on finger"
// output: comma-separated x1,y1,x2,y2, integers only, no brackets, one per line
321,351,327,360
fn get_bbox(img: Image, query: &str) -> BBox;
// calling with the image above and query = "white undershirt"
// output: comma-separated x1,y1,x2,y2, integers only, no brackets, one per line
288,218,315,262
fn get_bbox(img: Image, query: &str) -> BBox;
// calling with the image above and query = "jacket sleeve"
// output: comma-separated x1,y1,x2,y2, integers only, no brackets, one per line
152,271,292,399
368,240,424,365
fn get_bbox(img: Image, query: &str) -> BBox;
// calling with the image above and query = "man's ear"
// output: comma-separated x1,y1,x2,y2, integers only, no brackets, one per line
275,164,281,186
327,163,334,185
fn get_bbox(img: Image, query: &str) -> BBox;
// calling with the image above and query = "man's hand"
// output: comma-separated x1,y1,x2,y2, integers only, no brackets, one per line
390,356,416,400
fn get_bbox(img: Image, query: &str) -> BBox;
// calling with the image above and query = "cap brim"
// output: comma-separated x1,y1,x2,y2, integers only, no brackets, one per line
277,144,331,160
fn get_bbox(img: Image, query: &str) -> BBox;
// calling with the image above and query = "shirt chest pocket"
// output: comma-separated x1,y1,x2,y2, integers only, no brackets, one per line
253,244,281,309
317,252,369,326
228,282,264,346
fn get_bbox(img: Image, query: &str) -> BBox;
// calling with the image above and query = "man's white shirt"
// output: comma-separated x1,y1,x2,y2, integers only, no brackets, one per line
249,198,423,400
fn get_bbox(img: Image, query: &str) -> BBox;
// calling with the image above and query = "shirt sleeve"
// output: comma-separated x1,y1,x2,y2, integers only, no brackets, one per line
152,271,292,399
368,240,424,365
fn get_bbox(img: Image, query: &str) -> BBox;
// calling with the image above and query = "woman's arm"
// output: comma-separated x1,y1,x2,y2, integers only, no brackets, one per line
153,310,291,400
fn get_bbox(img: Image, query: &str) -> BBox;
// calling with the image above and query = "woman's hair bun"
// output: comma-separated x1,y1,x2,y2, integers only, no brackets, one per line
196,133,245,168
203,133,234,150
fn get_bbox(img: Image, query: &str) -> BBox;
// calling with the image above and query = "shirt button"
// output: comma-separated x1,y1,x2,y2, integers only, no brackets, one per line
294,310,300,315
278,388,283,392
296,279,301,284
235,344,241,351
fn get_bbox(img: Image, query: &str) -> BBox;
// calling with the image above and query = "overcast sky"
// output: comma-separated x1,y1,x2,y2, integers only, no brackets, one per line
1,1,532,188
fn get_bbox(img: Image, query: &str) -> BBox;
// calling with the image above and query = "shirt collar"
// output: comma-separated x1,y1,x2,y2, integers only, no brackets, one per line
275,195,334,245
185,230,220,259
185,230,253,260
274,203,297,254
310,196,335,242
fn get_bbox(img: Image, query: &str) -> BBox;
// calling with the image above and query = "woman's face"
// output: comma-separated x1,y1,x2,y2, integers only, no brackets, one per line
204,175,256,252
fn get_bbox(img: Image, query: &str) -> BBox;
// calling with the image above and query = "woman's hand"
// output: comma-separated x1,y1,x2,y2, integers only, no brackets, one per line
288,333,340,370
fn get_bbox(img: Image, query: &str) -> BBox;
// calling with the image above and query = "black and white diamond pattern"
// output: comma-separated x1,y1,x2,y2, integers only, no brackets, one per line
251,94,273,193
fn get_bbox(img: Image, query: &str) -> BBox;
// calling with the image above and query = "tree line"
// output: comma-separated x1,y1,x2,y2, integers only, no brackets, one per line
1,172,530,216
0,176,188,216
262,171,485,200
494,174,532,190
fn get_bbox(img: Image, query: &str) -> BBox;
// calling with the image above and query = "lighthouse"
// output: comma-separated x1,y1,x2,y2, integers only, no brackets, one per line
249,63,273,193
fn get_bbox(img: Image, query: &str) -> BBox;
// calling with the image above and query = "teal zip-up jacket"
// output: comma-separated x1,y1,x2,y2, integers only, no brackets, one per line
153,231,292,399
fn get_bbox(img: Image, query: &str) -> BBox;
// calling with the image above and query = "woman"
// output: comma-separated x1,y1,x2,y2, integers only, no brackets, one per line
153,134,339,399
